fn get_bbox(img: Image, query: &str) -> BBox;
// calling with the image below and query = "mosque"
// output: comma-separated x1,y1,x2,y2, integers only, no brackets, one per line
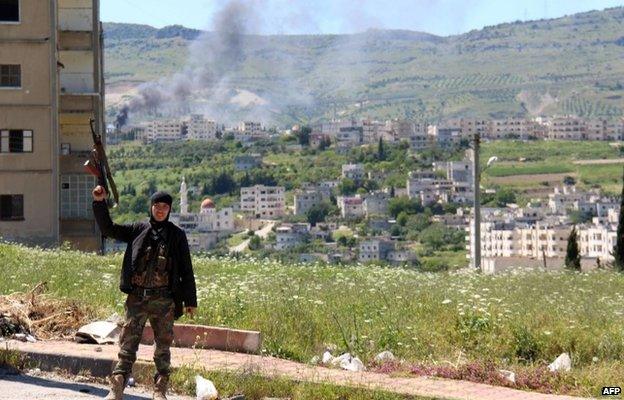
168,177,235,251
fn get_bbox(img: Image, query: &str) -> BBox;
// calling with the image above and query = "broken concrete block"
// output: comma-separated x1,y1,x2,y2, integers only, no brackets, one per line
498,369,515,383
548,353,571,372
196,374,219,400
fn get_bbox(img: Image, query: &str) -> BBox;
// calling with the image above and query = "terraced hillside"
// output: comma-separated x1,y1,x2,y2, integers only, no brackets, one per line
104,7,624,125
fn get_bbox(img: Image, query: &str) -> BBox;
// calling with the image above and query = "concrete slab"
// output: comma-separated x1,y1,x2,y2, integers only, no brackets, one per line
5,340,591,400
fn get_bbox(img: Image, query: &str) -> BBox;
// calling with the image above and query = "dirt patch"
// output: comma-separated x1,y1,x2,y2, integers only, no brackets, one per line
0,283,92,341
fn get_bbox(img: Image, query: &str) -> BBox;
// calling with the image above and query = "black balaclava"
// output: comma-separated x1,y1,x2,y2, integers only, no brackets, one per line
149,191,173,231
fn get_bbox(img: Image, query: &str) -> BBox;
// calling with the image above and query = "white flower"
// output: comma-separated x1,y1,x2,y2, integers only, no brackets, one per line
441,299,452,304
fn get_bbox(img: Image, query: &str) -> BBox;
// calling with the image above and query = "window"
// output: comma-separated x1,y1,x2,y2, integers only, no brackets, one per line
0,0,19,22
1,130,32,153
0,194,23,220
0,64,20,87
61,174,96,219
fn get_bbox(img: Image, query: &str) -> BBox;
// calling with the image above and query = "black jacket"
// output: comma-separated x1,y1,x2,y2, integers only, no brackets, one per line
93,201,197,319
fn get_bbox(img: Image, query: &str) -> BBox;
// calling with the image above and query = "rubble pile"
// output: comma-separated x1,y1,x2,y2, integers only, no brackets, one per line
0,282,91,341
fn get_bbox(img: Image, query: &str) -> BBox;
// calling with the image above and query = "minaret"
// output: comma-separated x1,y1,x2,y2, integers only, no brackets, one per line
180,176,189,215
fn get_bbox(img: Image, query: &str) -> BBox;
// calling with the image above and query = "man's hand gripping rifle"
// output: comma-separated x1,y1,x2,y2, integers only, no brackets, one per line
84,118,119,207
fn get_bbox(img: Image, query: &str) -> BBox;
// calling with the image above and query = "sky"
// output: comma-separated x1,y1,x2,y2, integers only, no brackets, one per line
101,0,624,36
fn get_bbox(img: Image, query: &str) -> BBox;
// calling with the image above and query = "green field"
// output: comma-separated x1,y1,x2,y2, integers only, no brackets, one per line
2,242,624,397
481,140,624,196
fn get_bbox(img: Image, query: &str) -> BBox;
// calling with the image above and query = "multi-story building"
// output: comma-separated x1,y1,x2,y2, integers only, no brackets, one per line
293,190,323,216
547,116,585,140
363,191,389,217
238,121,262,136
335,126,362,148
467,200,620,269
187,114,216,141
275,223,310,250
487,117,535,140
427,125,462,147
240,185,285,219
0,0,104,251
337,195,365,219
342,163,365,182
146,120,183,142
362,119,385,144
358,238,395,262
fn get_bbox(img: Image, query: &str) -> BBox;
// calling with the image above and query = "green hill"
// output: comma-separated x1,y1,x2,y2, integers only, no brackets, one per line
103,7,624,125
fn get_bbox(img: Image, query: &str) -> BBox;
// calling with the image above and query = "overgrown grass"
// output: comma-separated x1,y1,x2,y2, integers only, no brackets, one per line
2,242,624,396
170,366,430,400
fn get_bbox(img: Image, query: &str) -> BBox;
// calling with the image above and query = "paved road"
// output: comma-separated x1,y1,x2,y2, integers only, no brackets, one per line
0,368,193,400
229,221,276,253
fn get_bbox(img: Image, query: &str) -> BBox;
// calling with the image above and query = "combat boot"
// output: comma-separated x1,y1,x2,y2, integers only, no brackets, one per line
153,374,169,400
104,374,125,400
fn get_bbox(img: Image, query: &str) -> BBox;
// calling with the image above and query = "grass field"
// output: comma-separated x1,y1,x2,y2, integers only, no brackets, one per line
482,140,624,196
2,242,624,397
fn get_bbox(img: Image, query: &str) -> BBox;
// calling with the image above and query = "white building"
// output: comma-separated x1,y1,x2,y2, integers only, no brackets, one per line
240,185,285,219
187,114,217,141
238,121,263,136
467,200,621,269
146,120,183,142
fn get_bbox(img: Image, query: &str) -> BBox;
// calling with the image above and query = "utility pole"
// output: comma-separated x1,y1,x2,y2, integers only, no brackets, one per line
473,133,481,271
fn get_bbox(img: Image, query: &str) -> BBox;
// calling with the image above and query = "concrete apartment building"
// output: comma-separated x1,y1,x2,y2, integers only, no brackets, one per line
293,190,323,216
146,119,183,142
187,114,216,141
240,184,285,219
0,0,104,251
341,163,365,182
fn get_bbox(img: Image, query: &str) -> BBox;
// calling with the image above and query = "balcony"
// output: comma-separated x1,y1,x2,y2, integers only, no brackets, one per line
60,93,99,113
59,31,93,51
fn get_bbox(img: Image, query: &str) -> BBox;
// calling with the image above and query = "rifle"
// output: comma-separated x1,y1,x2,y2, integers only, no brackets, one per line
84,118,120,207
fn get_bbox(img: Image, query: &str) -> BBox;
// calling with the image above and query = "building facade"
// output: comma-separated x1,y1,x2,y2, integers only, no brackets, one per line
240,184,285,219
0,0,104,251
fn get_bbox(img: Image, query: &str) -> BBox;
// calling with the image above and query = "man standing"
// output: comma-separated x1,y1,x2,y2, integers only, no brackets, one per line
92,186,197,400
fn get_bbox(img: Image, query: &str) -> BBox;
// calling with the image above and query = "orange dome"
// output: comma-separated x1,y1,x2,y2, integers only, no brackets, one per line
201,198,216,209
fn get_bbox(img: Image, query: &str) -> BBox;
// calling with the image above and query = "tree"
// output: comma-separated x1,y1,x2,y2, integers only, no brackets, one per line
563,176,576,186
377,137,386,160
614,168,624,271
306,203,330,225
296,126,311,146
248,235,262,251
397,211,409,227
565,226,581,271
339,178,357,195
388,196,423,218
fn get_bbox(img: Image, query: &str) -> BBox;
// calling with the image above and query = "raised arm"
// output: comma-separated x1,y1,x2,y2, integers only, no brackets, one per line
92,185,136,243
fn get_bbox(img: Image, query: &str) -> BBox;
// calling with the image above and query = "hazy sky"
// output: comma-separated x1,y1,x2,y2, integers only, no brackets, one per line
102,0,624,36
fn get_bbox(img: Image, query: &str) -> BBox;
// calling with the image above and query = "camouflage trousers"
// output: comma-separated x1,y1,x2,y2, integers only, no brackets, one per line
112,293,175,378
